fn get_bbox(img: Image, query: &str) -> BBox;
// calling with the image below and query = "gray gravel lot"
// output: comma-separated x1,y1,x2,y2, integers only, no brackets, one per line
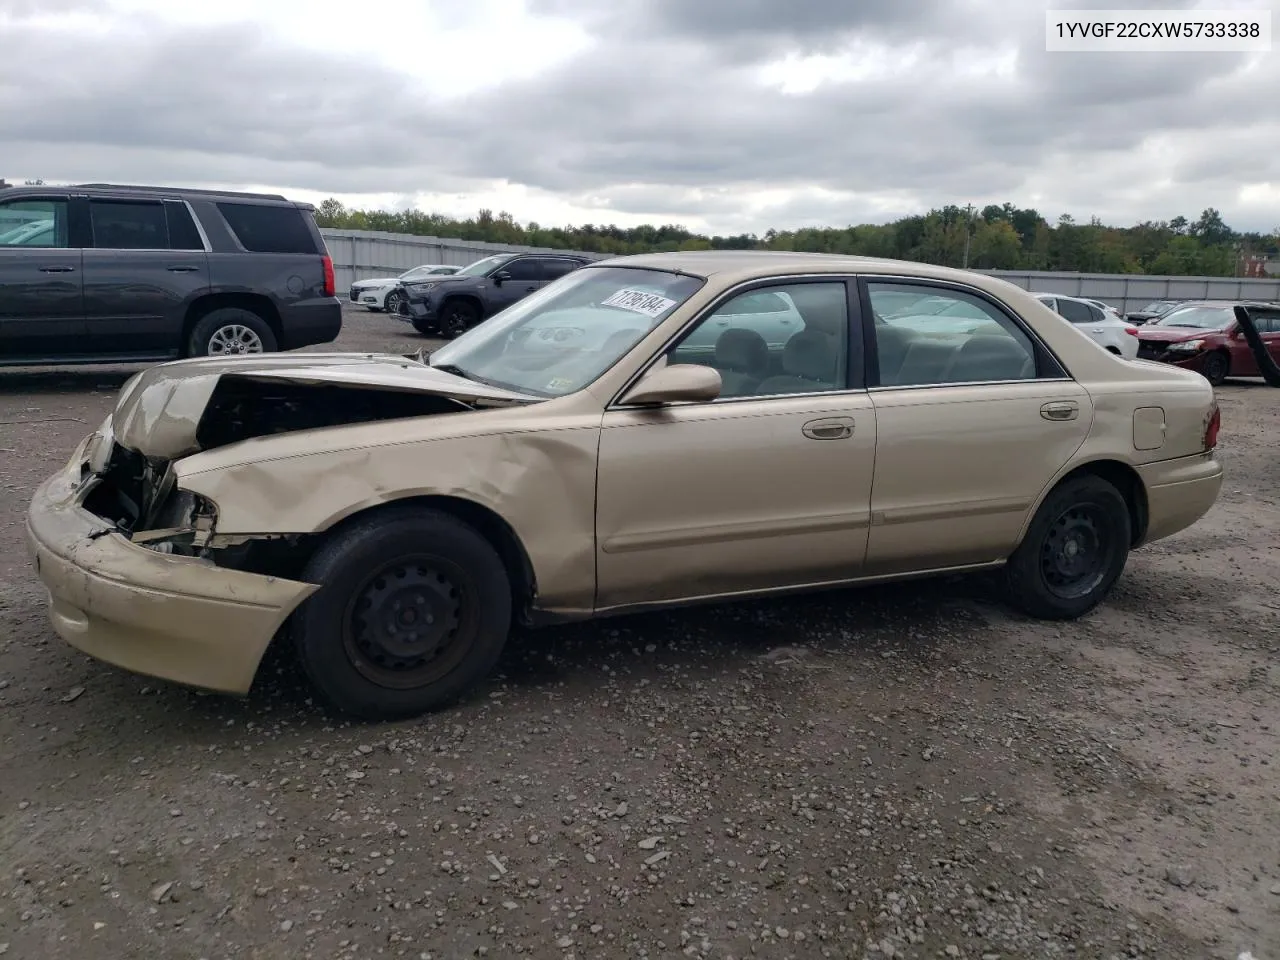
1,304,1277,959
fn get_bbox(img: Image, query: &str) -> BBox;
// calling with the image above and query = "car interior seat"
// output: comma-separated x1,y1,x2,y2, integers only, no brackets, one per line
713,328,770,396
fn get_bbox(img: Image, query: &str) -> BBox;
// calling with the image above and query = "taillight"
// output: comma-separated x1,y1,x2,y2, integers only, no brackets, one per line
1124,326,1139,337
321,254,336,298
1204,406,1221,450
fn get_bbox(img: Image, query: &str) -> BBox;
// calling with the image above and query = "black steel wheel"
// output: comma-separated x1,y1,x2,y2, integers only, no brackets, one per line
292,508,512,719
1200,350,1229,387
1004,474,1130,619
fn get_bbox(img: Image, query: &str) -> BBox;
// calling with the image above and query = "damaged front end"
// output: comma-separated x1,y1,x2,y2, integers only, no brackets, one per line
76,354,535,571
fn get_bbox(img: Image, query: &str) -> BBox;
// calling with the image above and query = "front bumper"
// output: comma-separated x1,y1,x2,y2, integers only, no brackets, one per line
26,457,317,695
1136,342,1209,371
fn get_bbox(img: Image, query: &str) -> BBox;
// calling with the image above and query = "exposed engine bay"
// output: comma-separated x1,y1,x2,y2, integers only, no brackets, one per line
82,374,479,559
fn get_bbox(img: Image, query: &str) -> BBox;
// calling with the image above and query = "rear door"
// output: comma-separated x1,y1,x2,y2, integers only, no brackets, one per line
81,196,210,356
0,193,86,360
862,278,1092,576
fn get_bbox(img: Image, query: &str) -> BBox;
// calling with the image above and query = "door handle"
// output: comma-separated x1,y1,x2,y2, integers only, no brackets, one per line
39,265,75,273
1040,401,1079,421
802,417,855,440
166,265,199,273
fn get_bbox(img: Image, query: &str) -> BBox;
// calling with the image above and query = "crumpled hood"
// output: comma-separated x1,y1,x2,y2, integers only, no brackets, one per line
110,353,533,460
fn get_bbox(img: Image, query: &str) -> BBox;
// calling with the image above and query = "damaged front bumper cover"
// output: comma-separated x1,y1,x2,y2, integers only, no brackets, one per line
26,460,318,695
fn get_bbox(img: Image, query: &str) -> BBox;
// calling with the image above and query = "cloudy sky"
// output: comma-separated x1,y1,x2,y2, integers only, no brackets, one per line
2,0,1277,234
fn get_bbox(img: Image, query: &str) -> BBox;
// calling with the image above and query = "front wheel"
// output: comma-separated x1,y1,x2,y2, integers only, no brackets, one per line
1200,350,1229,387
383,291,403,316
438,299,481,339
291,509,512,720
1004,475,1130,620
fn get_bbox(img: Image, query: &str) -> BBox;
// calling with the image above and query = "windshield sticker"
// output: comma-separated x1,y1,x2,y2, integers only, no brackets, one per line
545,377,575,392
601,289,678,319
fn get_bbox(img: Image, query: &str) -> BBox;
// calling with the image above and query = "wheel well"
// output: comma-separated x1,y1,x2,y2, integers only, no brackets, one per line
1105,346,1121,355
183,293,283,355
1057,460,1148,546
323,496,536,618
439,293,484,315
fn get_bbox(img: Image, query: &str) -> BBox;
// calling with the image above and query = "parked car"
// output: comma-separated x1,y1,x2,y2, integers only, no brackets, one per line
0,183,341,366
1136,300,1280,385
349,264,459,313
395,252,591,337
1126,299,1183,325
1033,293,1139,359
1078,297,1123,320
28,252,1223,719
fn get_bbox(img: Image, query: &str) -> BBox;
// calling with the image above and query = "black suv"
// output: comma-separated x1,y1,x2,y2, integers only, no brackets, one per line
0,183,342,366
395,251,590,337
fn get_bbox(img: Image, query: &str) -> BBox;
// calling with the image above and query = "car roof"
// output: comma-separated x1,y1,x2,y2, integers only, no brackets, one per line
591,250,1029,289
0,182,293,203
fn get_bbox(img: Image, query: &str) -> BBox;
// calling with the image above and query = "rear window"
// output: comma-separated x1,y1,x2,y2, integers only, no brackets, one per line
215,202,319,254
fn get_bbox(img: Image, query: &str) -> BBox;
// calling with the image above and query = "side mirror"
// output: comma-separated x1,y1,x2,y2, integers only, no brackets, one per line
621,364,721,406
493,270,512,283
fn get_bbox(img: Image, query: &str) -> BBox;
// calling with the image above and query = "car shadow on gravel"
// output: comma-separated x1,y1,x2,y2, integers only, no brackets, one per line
51,572,1012,738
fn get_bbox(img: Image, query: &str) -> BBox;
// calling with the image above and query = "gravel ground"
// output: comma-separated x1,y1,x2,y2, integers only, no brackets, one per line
1,305,1277,960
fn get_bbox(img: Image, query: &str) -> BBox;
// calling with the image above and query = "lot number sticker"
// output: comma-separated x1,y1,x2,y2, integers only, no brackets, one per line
601,289,677,319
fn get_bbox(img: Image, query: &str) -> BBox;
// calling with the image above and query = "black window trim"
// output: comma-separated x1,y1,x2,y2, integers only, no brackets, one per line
607,273,867,411
0,193,74,249
858,275,1072,391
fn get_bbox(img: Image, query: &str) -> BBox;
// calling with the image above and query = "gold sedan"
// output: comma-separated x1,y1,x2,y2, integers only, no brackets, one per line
27,252,1223,719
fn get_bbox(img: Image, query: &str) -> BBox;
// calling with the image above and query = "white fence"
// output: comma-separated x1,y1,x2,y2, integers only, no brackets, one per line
321,228,1280,316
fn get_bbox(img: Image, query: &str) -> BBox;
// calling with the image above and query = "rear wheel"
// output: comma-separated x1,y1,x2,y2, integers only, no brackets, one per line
1004,475,1130,620
439,299,481,339
188,308,277,356
1200,350,1229,387
291,509,512,720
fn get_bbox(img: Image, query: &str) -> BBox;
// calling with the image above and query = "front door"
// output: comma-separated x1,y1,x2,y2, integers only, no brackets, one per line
595,279,878,611
489,257,544,313
0,194,86,360
862,279,1092,575
81,197,210,356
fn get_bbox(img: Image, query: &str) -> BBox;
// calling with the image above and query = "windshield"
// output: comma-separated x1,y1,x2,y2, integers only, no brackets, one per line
428,266,705,397
400,265,451,281
1139,300,1173,313
1152,305,1234,329
454,254,513,278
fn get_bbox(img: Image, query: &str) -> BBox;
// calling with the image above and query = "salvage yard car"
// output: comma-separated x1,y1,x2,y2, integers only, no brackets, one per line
0,182,342,364
27,252,1224,720
349,263,458,313
1136,300,1280,385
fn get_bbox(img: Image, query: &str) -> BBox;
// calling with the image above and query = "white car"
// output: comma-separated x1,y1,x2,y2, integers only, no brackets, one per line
1079,297,1124,321
1034,293,1139,359
349,264,459,313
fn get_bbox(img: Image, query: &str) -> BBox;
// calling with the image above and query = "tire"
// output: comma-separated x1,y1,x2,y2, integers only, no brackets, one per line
411,318,439,337
383,291,403,316
291,508,512,720
1004,475,1130,620
188,308,278,357
1200,350,1229,387
438,299,481,339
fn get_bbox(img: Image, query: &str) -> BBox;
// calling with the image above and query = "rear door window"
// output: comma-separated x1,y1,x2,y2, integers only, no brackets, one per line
215,202,319,254
89,199,168,249
1055,299,1095,324
164,201,205,250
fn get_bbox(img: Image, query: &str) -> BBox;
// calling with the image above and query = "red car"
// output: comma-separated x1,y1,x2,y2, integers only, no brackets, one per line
1136,300,1280,386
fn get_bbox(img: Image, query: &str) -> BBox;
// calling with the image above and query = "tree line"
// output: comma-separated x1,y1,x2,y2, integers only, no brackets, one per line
318,199,1276,276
